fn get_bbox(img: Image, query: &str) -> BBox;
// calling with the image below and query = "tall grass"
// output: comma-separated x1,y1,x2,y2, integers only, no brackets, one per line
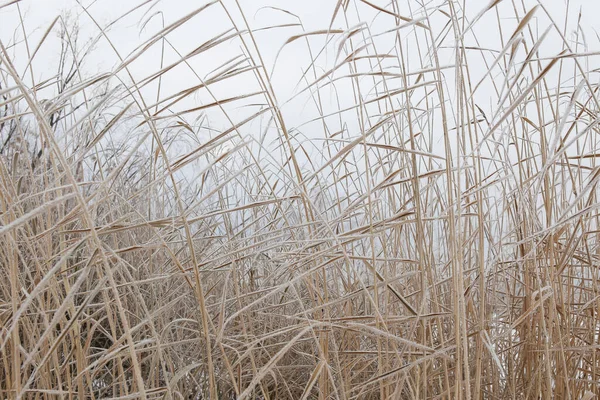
1,0,600,398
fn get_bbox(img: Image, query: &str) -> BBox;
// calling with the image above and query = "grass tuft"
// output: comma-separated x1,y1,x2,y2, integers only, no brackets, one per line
1,0,600,398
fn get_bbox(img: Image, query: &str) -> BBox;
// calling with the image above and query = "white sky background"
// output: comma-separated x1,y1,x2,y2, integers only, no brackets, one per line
1,0,600,175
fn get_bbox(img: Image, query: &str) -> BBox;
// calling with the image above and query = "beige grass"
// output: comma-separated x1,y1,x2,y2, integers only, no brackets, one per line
1,0,600,398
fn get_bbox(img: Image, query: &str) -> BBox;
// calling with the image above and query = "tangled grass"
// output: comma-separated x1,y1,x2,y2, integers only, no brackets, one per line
1,0,600,398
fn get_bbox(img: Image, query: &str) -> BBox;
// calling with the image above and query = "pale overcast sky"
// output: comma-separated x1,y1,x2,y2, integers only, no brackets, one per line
1,0,599,162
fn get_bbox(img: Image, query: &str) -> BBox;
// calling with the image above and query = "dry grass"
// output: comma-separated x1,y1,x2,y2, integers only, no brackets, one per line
1,0,600,398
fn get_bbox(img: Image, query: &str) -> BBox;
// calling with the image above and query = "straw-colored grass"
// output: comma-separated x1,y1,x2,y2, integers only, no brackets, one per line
1,0,600,398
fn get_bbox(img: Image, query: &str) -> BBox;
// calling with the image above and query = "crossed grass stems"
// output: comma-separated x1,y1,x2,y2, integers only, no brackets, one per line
1,0,600,398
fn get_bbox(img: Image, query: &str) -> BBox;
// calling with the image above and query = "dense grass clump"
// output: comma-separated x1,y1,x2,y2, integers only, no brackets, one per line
1,0,600,398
